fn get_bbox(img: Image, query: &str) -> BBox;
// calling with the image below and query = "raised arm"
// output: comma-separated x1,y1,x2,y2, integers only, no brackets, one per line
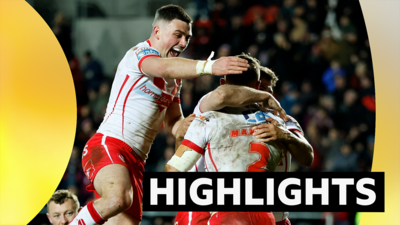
141,56,249,79
199,85,287,120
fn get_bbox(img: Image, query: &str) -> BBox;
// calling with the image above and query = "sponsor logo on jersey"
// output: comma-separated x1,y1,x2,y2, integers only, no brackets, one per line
135,81,174,112
229,128,256,138
135,47,160,60
136,82,162,101
196,115,207,121
140,84,162,99
155,92,174,112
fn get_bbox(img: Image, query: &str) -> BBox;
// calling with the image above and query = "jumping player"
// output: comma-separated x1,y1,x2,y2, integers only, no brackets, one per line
70,5,286,225
173,65,313,225
166,54,279,225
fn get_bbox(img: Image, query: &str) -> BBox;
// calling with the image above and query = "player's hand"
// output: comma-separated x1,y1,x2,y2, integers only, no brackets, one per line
262,95,288,121
253,118,290,143
212,57,249,76
176,114,196,139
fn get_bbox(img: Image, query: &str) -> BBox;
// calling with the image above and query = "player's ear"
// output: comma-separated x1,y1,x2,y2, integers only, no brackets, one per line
256,80,261,90
46,213,52,224
153,26,161,40
220,78,226,85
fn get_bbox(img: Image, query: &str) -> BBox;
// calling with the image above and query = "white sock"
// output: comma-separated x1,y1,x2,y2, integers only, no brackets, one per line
69,201,105,225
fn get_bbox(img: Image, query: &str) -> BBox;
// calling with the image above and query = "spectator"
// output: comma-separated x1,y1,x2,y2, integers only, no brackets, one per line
83,51,104,91
47,190,80,225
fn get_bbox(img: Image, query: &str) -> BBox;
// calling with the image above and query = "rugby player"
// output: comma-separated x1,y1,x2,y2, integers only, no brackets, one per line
166,54,278,225
47,190,80,225
172,63,313,225
254,66,313,225
70,5,286,225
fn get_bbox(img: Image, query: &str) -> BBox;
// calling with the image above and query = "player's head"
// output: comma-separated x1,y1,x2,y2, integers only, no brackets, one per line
46,190,80,225
221,53,260,89
259,66,279,94
151,5,193,58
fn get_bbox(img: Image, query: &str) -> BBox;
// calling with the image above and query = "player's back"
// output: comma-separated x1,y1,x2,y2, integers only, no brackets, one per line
198,105,284,172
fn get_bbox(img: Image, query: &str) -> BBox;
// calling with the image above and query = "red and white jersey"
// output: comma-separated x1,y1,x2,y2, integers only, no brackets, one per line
182,105,284,172
97,40,181,160
273,115,303,222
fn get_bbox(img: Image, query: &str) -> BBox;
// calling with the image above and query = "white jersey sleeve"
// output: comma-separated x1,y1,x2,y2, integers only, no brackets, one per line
133,44,161,74
181,113,216,155
188,94,210,172
286,115,303,136
193,94,208,116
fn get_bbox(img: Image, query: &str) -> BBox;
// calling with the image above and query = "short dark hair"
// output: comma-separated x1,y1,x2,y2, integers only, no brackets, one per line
153,5,192,26
260,66,279,87
225,53,260,87
47,190,80,213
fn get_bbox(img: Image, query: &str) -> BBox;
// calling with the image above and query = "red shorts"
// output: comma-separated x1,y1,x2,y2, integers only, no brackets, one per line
209,212,275,225
175,211,210,225
82,133,145,220
275,218,291,225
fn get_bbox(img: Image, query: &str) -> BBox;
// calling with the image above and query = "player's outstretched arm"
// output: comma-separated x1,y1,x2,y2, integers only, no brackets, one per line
141,56,249,79
200,85,287,120
165,145,201,172
253,119,314,166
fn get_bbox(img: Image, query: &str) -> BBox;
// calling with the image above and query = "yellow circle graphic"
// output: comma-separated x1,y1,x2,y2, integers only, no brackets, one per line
359,0,400,224
0,0,76,224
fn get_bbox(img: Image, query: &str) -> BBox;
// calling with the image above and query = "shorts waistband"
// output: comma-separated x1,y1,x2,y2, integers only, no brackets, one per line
96,133,144,163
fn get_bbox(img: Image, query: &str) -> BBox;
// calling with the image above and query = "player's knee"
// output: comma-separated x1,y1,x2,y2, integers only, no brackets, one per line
110,190,133,211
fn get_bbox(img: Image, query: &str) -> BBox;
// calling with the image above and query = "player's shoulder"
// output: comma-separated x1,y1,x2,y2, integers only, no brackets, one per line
130,41,160,60
285,114,304,134
195,111,216,122
286,115,300,125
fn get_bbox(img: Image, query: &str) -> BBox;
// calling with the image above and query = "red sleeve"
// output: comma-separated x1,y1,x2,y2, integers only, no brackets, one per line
181,139,205,155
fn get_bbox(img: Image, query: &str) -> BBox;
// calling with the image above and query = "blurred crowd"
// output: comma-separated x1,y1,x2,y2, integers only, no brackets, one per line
47,0,374,224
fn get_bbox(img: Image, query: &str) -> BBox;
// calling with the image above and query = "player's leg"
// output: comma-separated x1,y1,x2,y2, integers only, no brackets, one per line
70,133,143,225
69,164,134,225
93,164,133,218
105,213,140,225
94,164,140,225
